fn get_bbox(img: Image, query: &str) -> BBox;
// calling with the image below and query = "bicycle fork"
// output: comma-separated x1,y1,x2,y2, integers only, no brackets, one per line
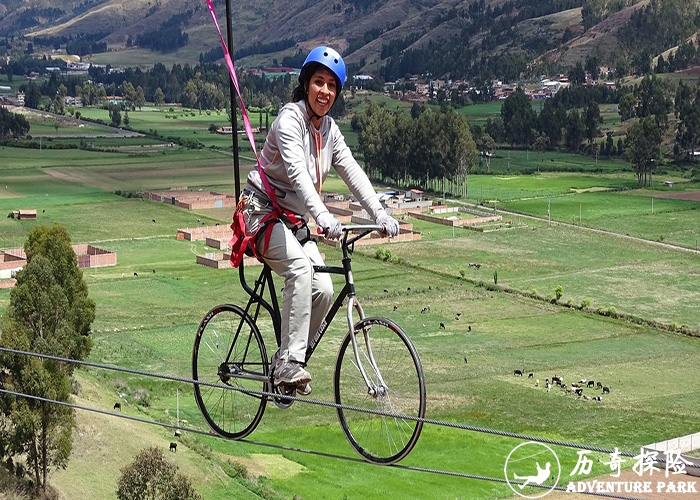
346,297,389,398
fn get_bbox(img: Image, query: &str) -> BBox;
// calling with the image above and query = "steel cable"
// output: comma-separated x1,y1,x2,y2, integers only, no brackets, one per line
0,346,673,500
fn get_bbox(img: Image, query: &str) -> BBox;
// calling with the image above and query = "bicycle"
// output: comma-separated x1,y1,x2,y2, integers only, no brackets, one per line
192,224,426,464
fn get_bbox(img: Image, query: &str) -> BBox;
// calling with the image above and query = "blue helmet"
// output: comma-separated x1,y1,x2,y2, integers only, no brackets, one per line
301,46,346,91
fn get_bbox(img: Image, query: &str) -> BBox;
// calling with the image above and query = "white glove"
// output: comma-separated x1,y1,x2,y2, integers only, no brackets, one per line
376,213,400,237
316,212,343,240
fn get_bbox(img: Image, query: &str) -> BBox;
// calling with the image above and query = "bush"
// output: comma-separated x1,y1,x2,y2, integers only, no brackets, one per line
374,247,392,261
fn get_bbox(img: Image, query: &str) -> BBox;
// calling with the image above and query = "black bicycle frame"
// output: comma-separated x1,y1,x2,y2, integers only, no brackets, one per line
237,228,373,366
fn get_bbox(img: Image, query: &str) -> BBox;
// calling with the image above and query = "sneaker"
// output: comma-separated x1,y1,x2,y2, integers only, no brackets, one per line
274,360,311,387
296,382,312,396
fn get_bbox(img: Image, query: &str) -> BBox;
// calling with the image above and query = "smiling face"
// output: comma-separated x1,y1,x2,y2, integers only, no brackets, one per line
305,67,338,125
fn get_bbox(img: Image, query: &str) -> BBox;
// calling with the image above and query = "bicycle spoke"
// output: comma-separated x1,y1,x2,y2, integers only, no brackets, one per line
193,305,268,439
335,317,425,464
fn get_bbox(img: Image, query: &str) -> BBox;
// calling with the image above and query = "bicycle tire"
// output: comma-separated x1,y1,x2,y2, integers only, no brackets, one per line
334,316,426,464
192,304,268,439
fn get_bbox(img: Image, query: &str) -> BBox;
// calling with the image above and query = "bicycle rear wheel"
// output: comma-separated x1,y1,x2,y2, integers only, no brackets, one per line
193,304,268,439
334,317,426,464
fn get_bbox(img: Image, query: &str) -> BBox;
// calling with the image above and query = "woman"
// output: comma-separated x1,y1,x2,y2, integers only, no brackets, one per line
239,46,399,394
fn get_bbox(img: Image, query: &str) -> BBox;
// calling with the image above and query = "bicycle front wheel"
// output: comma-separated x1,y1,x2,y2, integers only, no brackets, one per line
334,317,426,464
193,304,268,439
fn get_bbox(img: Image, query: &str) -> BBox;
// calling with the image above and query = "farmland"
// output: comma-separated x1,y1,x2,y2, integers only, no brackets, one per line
1,102,700,500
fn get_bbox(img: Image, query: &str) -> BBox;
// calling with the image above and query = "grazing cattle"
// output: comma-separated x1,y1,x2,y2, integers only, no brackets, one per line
169,442,177,453
439,322,445,329
602,386,610,394
552,376,563,386
421,306,430,314
535,379,539,387
582,395,590,400
393,305,398,311
528,373,533,379
546,381,551,392
468,263,481,269
467,325,471,332
133,272,138,277
152,219,156,223
113,402,121,411
152,269,156,273
464,357,468,364
383,289,389,293
174,429,182,437
596,381,603,389
592,396,602,401
514,369,523,377
587,380,595,388
578,378,587,385
180,419,188,425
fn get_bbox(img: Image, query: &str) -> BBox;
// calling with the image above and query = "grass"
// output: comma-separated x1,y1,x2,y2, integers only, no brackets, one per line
2,108,700,499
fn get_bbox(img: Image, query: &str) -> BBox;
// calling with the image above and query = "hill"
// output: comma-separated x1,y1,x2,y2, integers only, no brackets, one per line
5,0,699,78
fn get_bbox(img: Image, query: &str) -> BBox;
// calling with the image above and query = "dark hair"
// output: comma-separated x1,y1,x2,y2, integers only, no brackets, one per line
292,62,341,103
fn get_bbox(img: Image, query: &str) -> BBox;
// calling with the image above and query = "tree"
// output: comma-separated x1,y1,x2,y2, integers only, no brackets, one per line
618,92,636,122
109,105,122,127
634,74,671,129
537,100,566,146
122,81,137,111
0,224,95,491
675,81,700,160
532,132,550,169
24,81,42,109
501,88,536,146
153,87,165,106
478,133,496,172
626,116,662,186
116,447,202,500
564,109,585,151
584,101,603,144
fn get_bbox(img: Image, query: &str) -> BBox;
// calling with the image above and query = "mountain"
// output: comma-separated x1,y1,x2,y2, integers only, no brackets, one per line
1,0,699,79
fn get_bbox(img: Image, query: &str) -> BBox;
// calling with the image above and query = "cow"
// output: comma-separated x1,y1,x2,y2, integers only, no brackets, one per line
602,386,610,394
587,380,595,388
113,402,121,411
552,376,563,386
439,322,445,329
528,372,534,379
514,369,524,377
169,442,177,452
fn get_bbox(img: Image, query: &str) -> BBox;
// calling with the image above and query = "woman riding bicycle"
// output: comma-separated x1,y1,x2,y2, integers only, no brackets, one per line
238,46,400,394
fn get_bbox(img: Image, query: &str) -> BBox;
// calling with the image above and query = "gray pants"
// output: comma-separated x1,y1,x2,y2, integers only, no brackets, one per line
242,191,333,364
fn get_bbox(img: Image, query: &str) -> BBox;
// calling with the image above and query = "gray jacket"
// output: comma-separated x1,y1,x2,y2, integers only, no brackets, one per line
245,101,386,223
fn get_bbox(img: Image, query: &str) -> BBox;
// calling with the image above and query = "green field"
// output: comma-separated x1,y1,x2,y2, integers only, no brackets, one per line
1,103,700,500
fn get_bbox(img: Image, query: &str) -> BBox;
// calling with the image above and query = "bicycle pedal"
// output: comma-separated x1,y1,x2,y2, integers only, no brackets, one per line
271,383,296,409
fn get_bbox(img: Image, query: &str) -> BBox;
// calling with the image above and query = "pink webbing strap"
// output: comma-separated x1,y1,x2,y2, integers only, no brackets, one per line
205,0,299,228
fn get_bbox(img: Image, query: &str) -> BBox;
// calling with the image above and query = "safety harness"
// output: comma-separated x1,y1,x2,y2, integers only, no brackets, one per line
207,0,303,267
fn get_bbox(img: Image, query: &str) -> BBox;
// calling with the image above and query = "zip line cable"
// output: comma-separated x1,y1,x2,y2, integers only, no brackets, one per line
0,346,639,456
0,385,652,500
2,343,682,500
